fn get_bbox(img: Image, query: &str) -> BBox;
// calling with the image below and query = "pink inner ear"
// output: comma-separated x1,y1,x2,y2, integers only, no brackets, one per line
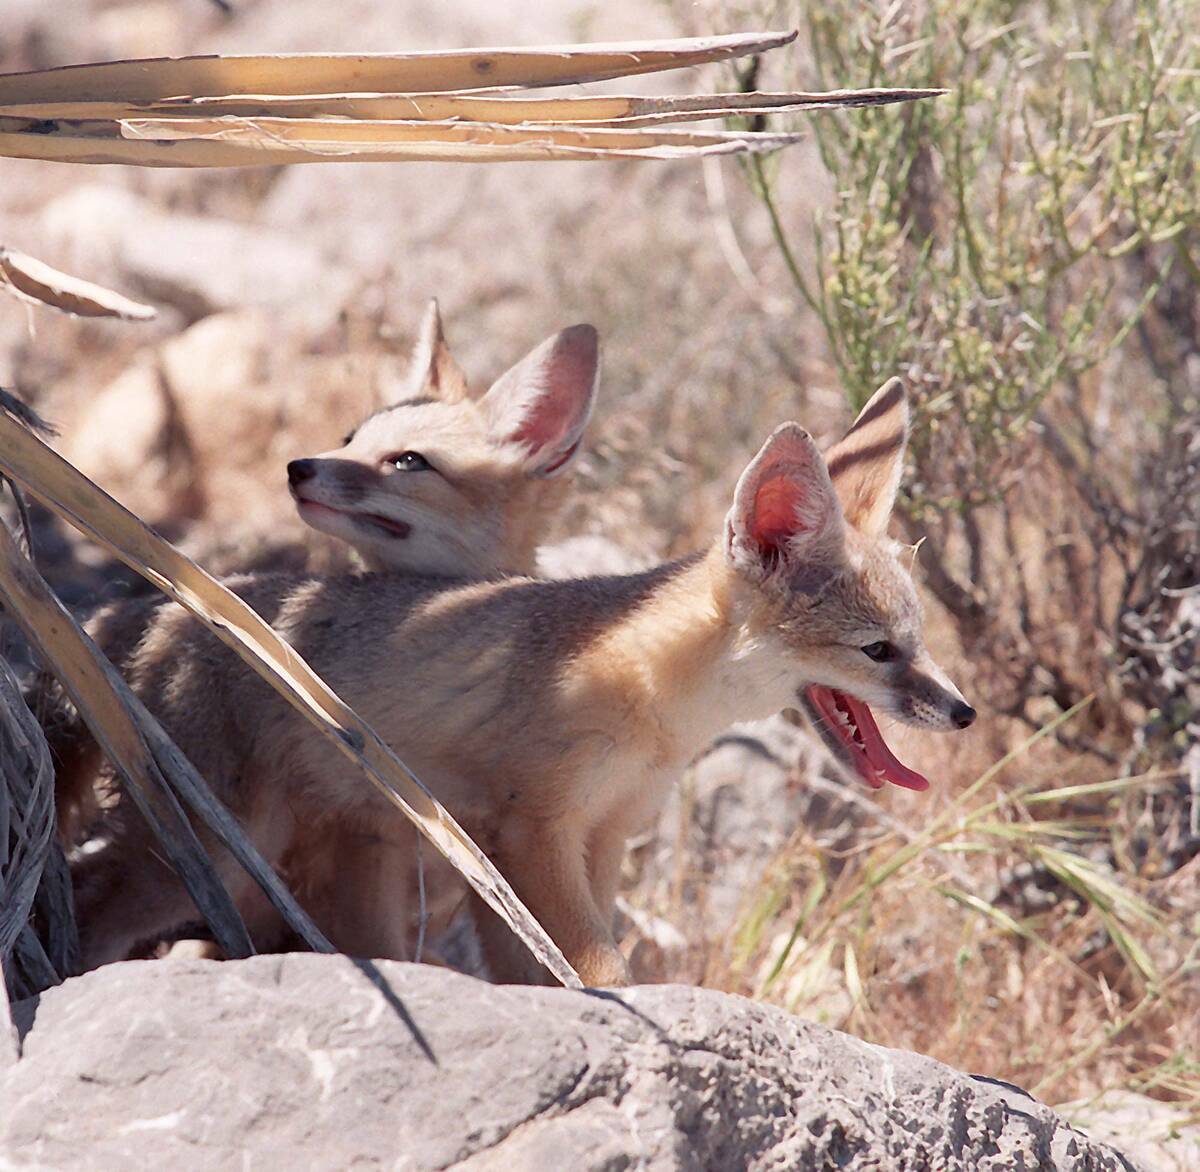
510,343,594,459
511,383,578,453
752,472,810,554
488,324,597,470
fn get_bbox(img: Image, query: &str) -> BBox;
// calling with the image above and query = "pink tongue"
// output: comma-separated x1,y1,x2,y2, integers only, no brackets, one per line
839,691,930,792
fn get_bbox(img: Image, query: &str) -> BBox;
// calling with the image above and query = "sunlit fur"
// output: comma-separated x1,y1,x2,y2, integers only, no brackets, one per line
295,401,565,576
755,528,966,730
291,305,598,577
68,379,973,988
50,306,599,927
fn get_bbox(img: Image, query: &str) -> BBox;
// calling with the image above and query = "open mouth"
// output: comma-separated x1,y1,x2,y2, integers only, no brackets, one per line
294,496,412,540
800,684,930,792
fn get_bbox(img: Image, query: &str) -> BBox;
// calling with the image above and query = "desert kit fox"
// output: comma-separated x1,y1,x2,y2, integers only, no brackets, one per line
49,303,600,867
69,377,974,986
288,300,599,576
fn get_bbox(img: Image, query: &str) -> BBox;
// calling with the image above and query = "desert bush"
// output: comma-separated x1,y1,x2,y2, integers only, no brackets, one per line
733,0,1198,732
662,0,1198,1112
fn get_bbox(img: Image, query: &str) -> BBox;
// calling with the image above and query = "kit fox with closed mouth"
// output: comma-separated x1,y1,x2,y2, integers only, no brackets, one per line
49,303,602,959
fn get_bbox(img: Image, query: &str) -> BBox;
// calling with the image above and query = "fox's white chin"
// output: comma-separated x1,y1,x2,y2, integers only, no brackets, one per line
294,498,412,542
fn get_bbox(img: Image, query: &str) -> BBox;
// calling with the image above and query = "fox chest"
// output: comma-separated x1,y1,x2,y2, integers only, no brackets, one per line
572,739,683,839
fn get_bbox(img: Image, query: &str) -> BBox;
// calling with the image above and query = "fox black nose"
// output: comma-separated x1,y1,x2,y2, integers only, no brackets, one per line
288,459,317,486
950,701,977,730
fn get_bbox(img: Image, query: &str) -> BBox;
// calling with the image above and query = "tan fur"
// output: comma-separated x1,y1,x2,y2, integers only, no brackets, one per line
71,380,974,987
48,307,600,956
277,306,599,958
289,303,598,577
824,376,908,536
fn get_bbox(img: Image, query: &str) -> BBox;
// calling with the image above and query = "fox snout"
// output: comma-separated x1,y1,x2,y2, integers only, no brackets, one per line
287,457,375,505
798,661,975,795
891,656,976,732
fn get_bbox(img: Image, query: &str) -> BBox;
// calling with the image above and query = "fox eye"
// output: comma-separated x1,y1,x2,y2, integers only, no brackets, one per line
861,641,899,663
384,451,431,472
341,432,354,446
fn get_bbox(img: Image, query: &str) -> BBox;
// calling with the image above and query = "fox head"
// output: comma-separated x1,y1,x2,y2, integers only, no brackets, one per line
287,301,599,577
723,378,975,791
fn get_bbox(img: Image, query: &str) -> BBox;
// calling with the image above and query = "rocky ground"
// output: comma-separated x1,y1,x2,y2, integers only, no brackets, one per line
1,954,1141,1171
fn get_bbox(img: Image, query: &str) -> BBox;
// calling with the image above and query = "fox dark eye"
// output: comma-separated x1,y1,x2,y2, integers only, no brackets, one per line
384,451,431,472
861,641,899,663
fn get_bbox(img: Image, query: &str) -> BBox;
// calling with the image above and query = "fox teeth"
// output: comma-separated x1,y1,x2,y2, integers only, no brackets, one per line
834,705,865,748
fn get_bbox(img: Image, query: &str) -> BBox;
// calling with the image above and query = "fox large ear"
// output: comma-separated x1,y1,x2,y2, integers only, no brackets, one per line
825,377,909,536
482,324,599,477
402,298,472,404
725,423,845,583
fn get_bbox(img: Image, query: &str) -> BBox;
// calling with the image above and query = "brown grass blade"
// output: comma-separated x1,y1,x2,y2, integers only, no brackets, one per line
1,972,14,1050
8,924,62,1003
0,32,797,104
24,837,76,987
0,87,946,125
1,652,79,999
0,519,254,963
0,478,330,960
0,547,331,968
0,245,156,320
0,407,581,988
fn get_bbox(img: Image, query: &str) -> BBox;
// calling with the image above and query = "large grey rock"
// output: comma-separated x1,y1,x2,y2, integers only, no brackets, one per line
1,955,1137,1170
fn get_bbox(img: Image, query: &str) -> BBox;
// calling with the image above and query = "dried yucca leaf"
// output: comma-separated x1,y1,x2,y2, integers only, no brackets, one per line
0,122,803,167
0,514,332,964
0,246,156,320
0,408,581,988
0,87,947,126
0,518,254,964
0,653,57,964
0,31,796,104
120,118,795,150
0,33,950,169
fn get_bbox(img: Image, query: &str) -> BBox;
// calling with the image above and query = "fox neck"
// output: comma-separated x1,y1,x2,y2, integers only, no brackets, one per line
352,542,506,577
499,476,570,576
579,545,799,769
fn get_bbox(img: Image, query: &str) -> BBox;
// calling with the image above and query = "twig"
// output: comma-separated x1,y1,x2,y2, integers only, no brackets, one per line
702,154,786,314
747,153,824,317
3,524,333,956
